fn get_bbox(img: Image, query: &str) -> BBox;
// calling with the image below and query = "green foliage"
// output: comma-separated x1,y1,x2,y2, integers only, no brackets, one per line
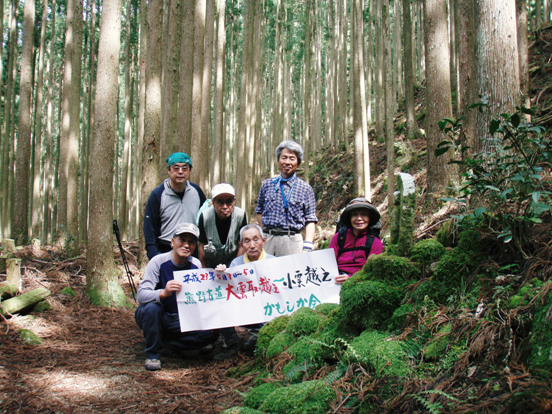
286,307,326,337
265,331,297,359
357,254,421,283
456,229,486,255
315,307,359,342
244,383,282,410
349,331,410,377
435,220,456,248
259,380,335,414
387,304,413,331
61,286,76,298
407,390,459,414
423,324,453,360
431,249,481,302
18,329,42,345
509,279,543,308
257,315,290,357
340,279,406,330
436,106,551,257
528,286,552,374
410,239,446,266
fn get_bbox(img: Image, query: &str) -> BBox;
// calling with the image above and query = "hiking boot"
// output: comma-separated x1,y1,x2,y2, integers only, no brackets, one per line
199,342,216,355
145,358,162,371
213,342,239,361
243,336,257,354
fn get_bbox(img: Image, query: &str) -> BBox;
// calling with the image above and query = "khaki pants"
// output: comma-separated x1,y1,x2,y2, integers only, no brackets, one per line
265,233,303,257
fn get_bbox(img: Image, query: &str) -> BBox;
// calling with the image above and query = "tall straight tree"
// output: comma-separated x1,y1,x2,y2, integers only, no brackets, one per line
402,0,421,139
212,0,226,184
303,0,312,185
14,0,35,244
87,0,128,305
178,0,194,154
191,0,207,189
201,0,215,188
424,0,454,193
474,0,520,153
140,0,163,262
516,0,530,111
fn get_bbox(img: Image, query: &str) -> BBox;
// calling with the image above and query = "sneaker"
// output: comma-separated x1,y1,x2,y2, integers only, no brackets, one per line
145,358,162,371
199,342,216,355
213,342,239,361
243,336,257,354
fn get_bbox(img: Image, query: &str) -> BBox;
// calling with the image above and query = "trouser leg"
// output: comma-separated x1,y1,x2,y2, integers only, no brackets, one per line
135,302,165,360
163,312,220,351
218,327,239,348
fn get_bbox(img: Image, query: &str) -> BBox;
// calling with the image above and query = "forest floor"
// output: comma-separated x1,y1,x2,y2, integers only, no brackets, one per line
1,25,551,414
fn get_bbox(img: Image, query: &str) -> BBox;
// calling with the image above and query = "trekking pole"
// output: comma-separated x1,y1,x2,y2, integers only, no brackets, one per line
113,220,137,301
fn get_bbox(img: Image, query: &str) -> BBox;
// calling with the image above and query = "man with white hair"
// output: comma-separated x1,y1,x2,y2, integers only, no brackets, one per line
255,140,318,257
215,224,275,355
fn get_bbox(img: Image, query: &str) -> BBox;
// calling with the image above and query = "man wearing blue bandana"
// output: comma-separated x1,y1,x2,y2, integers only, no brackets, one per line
144,153,207,260
255,140,318,256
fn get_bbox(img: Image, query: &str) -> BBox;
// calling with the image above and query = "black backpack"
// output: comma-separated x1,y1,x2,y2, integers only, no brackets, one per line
335,220,382,258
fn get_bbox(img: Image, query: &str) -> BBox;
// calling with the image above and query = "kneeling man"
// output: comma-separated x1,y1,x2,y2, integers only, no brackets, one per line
216,224,275,354
135,223,219,371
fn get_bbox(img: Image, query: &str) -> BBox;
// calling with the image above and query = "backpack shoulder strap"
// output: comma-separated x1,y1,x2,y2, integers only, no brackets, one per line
337,228,377,258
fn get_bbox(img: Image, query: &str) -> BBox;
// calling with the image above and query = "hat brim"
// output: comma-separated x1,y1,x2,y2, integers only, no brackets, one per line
340,203,381,227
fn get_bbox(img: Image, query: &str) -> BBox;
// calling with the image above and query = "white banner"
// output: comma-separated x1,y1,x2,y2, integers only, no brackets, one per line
174,249,341,332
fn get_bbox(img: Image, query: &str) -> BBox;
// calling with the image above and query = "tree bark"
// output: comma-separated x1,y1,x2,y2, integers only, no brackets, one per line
402,0,421,139
178,0,195,154
517,0,530,111
87,0,127,306
212,0,226,184
14,0,35,244
474,0,520,153
424,0,454,193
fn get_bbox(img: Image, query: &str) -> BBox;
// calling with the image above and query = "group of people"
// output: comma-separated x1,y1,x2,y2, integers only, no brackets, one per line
135,140,383,371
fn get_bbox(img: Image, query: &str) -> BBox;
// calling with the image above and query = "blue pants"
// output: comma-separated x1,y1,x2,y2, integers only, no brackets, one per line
135,302,219,359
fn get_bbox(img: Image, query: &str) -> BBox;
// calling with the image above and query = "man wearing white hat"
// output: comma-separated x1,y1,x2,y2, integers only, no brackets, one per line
197,183,248,269
135,223,219,371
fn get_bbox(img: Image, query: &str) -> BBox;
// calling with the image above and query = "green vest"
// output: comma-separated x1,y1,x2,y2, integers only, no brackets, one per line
203,206,245,267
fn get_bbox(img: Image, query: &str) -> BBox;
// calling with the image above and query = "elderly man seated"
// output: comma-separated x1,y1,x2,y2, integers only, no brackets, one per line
135,223,219,371
215,224,275,356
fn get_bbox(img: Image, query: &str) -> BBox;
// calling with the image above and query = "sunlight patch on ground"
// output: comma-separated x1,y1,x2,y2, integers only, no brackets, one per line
26,371,135,400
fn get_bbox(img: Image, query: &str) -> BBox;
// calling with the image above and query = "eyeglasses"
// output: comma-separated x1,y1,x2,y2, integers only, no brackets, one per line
171,165,190,172
215,198,235,206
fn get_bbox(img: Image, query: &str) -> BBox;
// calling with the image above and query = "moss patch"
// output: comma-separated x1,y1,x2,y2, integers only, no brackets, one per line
257,315,290,357
32,300,51,313
259,380,335,414
528,286,552,373
357,254,420,283
410,239,446,266
18,329,42,345
266,331,297,359
424,324,453,360
244,382,282,410
349,331,410,377
286,307,326,337
220,407,265,414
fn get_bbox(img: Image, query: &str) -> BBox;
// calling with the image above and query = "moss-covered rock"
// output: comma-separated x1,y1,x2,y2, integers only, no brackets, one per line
220,407,265,414
244,382,282,410
436,220,456,248
315,306,359,343
257,315,290,357
410,239,446,267
18,329,42,345
259,380,335,414
286,307,326,337
349,331,410,377
423,323,453,360
281,338,335,383
528,285,552,374
431,249,481,302
356,254,420,283
265,331,297,359
315,302,340,316
32,300,51,313
340,279,406,330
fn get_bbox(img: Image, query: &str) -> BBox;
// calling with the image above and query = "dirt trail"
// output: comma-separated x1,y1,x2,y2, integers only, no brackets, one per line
0,248,254,414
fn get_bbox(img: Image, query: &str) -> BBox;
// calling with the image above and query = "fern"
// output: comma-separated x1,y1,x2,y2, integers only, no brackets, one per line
407,390,459,414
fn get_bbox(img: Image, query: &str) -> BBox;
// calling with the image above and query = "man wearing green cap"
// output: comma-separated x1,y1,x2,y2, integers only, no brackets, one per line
144,153,207,260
